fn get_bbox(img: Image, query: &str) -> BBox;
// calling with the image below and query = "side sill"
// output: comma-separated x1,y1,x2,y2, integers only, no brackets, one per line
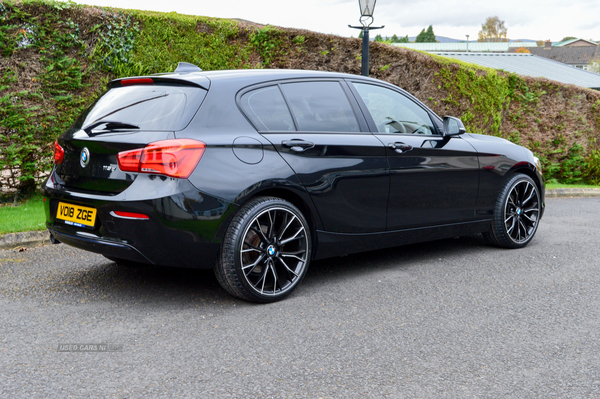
314,219,492,260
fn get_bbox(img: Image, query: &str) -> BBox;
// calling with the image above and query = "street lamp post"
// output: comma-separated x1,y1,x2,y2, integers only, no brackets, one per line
466,34,470,52
349,0,384,77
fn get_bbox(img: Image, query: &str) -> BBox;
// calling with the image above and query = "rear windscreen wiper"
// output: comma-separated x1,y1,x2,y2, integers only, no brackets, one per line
83,121,140,135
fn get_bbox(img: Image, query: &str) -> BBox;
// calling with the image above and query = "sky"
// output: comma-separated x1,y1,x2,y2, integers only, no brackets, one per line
69,0,599,42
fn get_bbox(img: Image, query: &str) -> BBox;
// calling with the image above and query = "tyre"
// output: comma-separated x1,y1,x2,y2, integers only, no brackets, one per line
215,197,312,303
483,174,541,249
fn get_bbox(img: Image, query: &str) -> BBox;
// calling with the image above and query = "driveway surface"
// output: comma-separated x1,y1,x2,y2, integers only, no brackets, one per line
1,197,600,398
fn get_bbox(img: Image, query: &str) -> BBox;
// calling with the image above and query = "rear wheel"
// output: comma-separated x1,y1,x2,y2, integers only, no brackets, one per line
215,197,311,303
483,174,541,248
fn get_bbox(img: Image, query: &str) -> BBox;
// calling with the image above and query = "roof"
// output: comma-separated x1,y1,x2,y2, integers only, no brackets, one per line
553,38,598,47
127,68,366,89
393,42,538,52
431,52,600,90
525,46,600,65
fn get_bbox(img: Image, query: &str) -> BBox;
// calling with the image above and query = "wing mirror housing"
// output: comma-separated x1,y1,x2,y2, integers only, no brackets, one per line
442,116,466,136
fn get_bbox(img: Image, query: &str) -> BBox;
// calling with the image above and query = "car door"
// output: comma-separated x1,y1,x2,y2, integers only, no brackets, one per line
239,80,389,234
348,81,480,231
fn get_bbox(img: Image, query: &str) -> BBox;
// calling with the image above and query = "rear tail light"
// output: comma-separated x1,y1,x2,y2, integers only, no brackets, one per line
117,139,206,179
121,78,154,86
54,140,64,164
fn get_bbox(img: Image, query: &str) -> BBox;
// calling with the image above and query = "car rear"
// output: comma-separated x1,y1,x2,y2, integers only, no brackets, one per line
41,74,230,268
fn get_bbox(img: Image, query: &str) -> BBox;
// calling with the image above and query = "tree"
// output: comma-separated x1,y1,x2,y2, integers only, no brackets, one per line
514,47,530,53
416,25,436,43
560,36,577,42
374,34,384,42
388,34,409,43
478,16,508,42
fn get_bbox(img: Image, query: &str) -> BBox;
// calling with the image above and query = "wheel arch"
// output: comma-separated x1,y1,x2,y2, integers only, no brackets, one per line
506,162,545,203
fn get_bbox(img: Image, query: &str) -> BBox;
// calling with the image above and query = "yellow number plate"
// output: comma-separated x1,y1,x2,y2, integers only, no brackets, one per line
56,202,97,227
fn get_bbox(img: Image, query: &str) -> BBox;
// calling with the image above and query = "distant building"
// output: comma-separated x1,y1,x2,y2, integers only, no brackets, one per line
552,38,598,47
517,40,600,70
431,52,600,90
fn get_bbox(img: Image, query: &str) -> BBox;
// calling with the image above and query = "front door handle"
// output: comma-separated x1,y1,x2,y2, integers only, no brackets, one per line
282,139,315,152
388,142,413,153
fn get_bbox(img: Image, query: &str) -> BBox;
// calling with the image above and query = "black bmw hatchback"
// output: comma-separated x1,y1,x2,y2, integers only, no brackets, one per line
42,63,545,302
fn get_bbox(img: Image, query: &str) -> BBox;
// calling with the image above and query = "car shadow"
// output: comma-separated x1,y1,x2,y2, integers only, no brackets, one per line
43,234,492,307
302,234,490,290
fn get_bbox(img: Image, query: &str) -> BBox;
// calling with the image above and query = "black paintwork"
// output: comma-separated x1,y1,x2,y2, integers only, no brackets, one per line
41,69,545,269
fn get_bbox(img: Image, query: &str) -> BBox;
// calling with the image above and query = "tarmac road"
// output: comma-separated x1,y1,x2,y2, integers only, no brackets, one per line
1,197,600,398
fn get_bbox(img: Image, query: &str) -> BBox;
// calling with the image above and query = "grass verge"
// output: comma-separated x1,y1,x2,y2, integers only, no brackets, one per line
545,183,600,189
0,194,46,234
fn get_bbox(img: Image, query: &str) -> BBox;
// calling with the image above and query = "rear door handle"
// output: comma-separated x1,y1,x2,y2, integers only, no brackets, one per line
282,139,315,152
388,142,413,153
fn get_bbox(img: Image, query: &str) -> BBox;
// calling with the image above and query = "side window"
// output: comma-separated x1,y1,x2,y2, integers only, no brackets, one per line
240,86,295,131
281,82,360,132
352,83,437,135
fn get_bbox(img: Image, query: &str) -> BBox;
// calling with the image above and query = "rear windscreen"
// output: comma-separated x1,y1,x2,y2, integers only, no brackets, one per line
73,85,207,132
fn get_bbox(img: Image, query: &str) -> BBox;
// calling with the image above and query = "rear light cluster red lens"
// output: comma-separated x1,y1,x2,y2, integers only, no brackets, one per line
54,140,64,164
117,139,206,179
121,78,154,86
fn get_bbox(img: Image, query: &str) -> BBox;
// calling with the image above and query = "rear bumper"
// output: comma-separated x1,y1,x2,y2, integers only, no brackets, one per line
48,227,154,264
41,172,236,269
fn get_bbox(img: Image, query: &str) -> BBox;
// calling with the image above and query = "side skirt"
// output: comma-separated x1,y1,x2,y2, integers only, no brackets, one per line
314,219,492,260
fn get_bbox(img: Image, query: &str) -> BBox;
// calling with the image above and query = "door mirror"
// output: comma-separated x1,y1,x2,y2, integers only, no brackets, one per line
442,116,466,136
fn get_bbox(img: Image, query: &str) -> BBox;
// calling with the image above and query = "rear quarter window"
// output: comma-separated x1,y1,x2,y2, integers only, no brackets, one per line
239,86,295,131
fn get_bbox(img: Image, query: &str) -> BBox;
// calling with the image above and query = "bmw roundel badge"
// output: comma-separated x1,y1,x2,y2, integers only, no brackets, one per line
80,147,90,168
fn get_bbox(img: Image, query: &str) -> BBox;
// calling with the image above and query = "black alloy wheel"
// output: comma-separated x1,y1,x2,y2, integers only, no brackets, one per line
484,174,541,249
215,197,311,303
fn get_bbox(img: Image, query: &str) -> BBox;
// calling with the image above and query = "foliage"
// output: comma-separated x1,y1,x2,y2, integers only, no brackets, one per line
434,62,515,136
94,11,141,75
371,34,410,44
478,16,508,42
386,34,409,43
583,150,600,184
514,47,531,54
588,60,600,74
416,25,436,43
0,0,93,193
560,36,577,42
128,11,254,74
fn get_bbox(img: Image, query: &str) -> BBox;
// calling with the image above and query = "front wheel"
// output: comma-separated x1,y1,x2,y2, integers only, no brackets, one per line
483,174,541,249
215,197,312,303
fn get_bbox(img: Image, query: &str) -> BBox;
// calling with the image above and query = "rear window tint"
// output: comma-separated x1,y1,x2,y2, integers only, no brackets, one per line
73,85,206,132
240,86,295,131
